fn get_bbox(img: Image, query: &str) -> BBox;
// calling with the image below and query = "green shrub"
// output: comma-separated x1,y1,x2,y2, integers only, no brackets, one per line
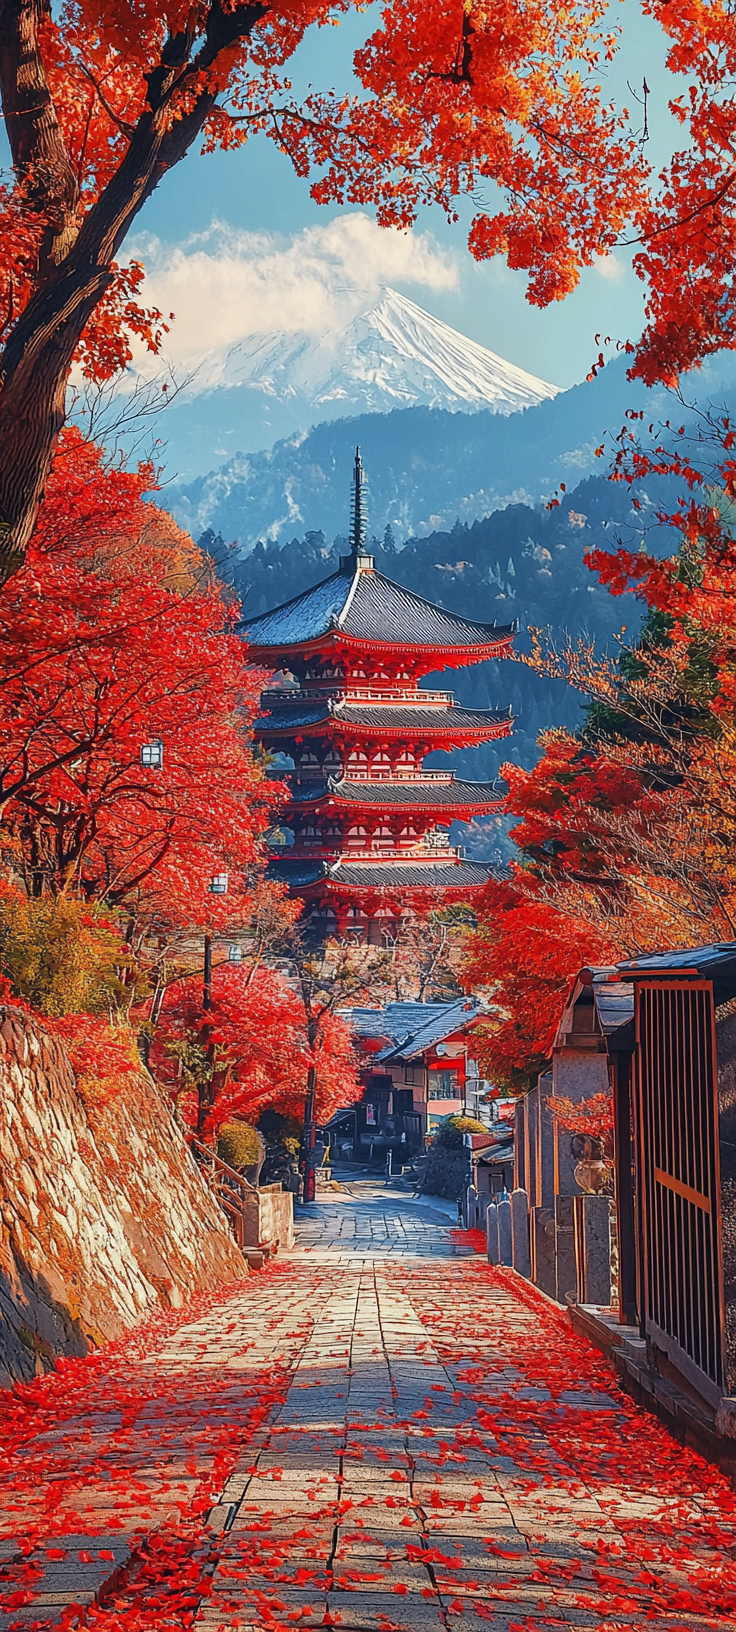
0,887,143,1016
432,1115,488,1150
217,1122,262,1172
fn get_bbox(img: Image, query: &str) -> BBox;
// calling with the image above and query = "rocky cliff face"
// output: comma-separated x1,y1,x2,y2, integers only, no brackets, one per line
0,1007,245,1386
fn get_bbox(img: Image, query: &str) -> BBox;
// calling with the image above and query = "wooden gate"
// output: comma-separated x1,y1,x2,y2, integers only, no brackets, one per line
635,980,726,1404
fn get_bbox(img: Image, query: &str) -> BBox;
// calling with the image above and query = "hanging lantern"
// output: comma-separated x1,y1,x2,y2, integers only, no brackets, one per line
228,944,243,963
140,738,163,769
209,872,229,894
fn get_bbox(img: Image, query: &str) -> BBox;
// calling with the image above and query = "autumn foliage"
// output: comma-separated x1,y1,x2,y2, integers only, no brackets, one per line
0,428,279,928
1,0,728,575
469,405,736,1086
151,962,361,1136
0,429,343,1137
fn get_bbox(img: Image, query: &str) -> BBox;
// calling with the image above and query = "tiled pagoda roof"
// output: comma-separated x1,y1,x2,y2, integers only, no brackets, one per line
265,856,494,892
258,701,513,739
242,562,517,654
287,776,505,812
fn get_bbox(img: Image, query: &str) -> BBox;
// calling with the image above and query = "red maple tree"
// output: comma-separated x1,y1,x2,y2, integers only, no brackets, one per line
0,428,280,932
151,961,361,1136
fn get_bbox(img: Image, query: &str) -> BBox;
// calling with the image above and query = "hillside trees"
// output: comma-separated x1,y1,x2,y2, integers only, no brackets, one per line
0,0,662,581
468,430,736,1087
151,959,361,1136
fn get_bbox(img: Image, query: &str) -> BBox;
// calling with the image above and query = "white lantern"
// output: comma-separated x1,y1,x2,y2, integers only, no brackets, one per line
228,944,243,963
209,872,229,895
140,738,163,769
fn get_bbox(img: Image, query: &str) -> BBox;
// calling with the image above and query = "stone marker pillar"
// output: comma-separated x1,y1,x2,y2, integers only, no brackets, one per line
531,1207,556,1297
498,1195,513,1266
486,1202,499,1265
465,1184,479,1231
573,1194,612,1305
510,1188,531,1278
554,1194,576,1305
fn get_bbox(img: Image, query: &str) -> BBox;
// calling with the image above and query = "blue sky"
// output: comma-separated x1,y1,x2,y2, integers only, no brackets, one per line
129,0,685,396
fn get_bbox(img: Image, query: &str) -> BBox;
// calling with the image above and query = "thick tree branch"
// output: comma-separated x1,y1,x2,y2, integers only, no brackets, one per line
0,0,80,273
0,1,266,580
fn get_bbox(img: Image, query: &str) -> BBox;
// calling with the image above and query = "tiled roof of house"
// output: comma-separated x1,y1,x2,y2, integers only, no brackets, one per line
338,998,480,1058
242,563,517,652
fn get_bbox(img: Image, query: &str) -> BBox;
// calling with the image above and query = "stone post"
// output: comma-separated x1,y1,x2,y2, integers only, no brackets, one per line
486,1202,499,1265
465,1184,479,1231
554,1194,576,1305
497,1195,513,1267
531,1208,556,1297
573,1194,612,1306
537,1073,555,1207
510,1188,531,1278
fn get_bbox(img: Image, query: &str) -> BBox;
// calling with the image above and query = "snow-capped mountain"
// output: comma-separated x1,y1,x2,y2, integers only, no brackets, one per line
219,287,559,416
149,289,560,479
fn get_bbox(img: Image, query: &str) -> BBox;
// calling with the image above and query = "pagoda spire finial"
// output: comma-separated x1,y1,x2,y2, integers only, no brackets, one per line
350,445,367,555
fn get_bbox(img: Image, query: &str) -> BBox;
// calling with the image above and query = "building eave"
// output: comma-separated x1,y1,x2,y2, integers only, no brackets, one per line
284,776,506,819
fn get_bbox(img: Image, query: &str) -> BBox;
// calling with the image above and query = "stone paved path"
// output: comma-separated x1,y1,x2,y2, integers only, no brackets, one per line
2,1182,735,1631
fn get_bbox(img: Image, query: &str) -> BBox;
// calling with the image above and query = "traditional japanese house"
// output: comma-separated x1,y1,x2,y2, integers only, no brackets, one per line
516,948,736,1457
332,997,484,1156
243,450,515,939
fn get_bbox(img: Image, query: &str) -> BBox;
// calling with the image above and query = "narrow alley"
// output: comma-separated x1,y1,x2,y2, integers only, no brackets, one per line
2,1185,735,1632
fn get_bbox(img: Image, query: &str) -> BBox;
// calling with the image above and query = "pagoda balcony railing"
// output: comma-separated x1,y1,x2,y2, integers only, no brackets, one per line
286,769,456,786
260,686,455,707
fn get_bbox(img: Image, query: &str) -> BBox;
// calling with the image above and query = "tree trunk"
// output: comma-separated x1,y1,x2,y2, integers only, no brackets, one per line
0,2,265,583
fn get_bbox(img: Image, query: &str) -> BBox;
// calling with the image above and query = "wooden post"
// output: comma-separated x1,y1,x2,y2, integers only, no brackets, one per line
612,1049,637,1325
203,932,213,1011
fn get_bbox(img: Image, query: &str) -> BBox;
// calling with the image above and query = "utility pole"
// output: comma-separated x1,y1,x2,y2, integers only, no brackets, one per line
197,931,214,1138
302,1064,317,1203
203,932,213,1010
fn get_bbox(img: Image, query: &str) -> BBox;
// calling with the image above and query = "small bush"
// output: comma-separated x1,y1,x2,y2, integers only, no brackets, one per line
432,1115,488,1150
218,1121,263,1172
0,885,144,1016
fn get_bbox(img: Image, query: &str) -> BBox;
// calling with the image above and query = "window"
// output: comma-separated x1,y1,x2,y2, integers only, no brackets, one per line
427,1070,461,1101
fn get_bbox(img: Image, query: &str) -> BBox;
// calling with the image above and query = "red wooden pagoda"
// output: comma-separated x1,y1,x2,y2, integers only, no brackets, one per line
244,450,516,939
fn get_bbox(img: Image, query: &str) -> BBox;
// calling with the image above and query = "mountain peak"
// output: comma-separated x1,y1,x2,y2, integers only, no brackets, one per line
320,287,559,415
218,287,560,423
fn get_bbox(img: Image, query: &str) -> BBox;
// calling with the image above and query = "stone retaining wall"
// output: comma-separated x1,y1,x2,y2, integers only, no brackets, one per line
0,1007,245,1387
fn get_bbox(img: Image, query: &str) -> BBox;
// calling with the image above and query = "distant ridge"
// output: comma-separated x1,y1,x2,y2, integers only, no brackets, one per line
164,358,648,550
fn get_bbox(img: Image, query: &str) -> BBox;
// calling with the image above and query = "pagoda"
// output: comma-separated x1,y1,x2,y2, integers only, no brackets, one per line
244,450,516,940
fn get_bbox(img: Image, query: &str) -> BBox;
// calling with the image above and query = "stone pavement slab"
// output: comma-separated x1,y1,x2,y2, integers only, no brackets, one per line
2,1183,736,1630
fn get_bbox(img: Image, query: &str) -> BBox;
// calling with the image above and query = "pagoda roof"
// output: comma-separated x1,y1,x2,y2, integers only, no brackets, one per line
242,560,517,656
287,776,505,813
265,855,494,892
257,700,513,740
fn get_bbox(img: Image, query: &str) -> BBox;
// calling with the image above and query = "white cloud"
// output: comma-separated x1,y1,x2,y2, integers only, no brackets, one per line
593,252,625,283
130,213,458,391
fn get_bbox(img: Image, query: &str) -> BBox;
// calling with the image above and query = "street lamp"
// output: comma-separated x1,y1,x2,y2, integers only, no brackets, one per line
228,944,243,964
140,738,164,769
209,872,229,894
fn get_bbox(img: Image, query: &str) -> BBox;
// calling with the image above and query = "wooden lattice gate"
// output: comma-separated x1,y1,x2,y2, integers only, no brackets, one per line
635,980,726,1405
